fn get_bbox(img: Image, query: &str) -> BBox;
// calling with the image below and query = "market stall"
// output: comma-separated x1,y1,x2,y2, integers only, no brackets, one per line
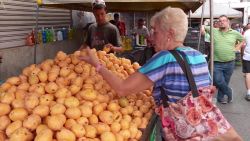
34,0,205,66
0,0,216,140
38,1,214,139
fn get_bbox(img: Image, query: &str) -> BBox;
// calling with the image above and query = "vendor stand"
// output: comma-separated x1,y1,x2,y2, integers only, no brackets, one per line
36,0,205,64
36,0,215,140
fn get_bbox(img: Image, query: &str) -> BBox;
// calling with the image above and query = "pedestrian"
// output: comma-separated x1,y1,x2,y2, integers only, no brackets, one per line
232,23,243,34
213,20,219,28
242,24,250,101
133,18,150,46
202,19,211,62
79,0,123,52
201,15,244,104
110,13,126,36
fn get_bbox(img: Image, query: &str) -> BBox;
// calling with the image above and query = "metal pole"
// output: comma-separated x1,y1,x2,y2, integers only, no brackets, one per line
210,0,214,84
146,12,149,28
34,5,39,64
197,0,206,51
133,12,136,28
188,10,191,28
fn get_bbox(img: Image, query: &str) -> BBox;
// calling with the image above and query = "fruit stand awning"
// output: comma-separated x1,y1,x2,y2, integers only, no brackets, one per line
40,0,202,12
191,1,242,18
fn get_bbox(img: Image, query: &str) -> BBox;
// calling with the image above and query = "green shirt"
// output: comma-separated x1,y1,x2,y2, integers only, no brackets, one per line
205,26,243,62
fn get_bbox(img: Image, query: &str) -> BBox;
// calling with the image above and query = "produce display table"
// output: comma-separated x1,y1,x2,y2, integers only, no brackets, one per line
0,0,218,139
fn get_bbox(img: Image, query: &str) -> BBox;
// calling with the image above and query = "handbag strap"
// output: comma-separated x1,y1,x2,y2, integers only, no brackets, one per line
169,50,199,98
159,50,199,108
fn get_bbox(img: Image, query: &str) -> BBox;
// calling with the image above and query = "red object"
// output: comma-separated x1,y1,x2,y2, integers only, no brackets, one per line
31,30,35,44
25,29,35,46
26,34,34,46
115,21,126,36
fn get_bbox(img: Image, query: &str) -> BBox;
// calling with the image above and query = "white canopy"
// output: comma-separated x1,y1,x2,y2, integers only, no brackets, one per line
191,1,242,18
41,0,202,12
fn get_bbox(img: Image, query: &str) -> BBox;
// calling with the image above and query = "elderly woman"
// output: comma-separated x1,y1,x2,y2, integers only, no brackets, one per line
80,7,241,140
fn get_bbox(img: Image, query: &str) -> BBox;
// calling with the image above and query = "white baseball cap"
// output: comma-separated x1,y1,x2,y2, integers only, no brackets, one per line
92,0,106,9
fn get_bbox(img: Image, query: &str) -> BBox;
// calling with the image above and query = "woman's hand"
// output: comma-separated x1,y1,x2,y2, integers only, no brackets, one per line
78,47,100,67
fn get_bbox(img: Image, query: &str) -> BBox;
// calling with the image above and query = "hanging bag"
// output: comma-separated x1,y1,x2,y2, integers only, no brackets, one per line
159,50,242,141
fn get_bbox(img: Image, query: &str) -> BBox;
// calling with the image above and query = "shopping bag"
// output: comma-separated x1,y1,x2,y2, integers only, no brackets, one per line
140,113,163,141
158,50,242,141
149,115,163,141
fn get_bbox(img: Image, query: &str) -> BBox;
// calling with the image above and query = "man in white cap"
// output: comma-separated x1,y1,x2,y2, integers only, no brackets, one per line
80,0,123,52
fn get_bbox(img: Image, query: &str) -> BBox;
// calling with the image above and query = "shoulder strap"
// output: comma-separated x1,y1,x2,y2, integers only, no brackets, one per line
169,50,199,98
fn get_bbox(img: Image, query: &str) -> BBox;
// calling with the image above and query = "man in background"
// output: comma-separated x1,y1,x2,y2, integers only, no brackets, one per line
213,20,219,28
110,13,126,36
133,18,150,41
203,19,211,61
201,15,244,104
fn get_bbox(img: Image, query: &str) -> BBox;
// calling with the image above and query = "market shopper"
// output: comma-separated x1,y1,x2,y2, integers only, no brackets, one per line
213,20,220,28
110,13,126,36
242,26,250,101
79,0,123,52
133,18,150,45
202,19,211,62
134,19,150,37
201,15,244,104
80,6,211,118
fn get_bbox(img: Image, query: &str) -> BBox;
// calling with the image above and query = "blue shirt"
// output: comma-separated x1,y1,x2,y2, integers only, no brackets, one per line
139,47,211,105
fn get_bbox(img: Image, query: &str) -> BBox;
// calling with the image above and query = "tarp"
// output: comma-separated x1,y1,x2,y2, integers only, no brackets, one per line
191,1,242,18
41,0,203,12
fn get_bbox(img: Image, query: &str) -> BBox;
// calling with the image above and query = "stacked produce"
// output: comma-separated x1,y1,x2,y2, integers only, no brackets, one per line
0,49,155,141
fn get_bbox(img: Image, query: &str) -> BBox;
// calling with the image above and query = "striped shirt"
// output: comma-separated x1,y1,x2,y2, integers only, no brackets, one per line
205,26,243,62
139,47,211,105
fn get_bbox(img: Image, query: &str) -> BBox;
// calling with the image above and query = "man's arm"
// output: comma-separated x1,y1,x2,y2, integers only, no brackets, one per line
104,43,124,52
111,26,124,52
235,40,245,51
235,33,245,51
200,25,206,35
79,43,89,50
111,46,124,52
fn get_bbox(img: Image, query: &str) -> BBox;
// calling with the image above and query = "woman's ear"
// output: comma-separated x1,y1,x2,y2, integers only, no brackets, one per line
168,28,175,39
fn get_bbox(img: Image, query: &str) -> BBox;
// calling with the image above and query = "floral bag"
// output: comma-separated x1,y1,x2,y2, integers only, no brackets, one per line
158,50,241,141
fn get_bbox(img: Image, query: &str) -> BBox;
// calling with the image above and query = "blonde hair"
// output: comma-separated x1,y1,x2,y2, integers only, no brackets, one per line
150,7,188,42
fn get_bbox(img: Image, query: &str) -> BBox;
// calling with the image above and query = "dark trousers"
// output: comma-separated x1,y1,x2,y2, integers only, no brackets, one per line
213,61,235,101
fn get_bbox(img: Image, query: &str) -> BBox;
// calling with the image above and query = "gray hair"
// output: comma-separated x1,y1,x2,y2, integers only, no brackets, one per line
150,7,188,42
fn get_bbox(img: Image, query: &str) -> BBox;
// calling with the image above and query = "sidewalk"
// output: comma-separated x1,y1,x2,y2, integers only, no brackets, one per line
216,66,250,141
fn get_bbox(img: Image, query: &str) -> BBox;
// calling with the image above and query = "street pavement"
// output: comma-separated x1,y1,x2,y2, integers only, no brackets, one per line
216,65,250,141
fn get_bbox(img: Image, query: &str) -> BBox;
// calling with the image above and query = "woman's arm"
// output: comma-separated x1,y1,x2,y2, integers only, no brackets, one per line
80,47,154,96
98,66,153,96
